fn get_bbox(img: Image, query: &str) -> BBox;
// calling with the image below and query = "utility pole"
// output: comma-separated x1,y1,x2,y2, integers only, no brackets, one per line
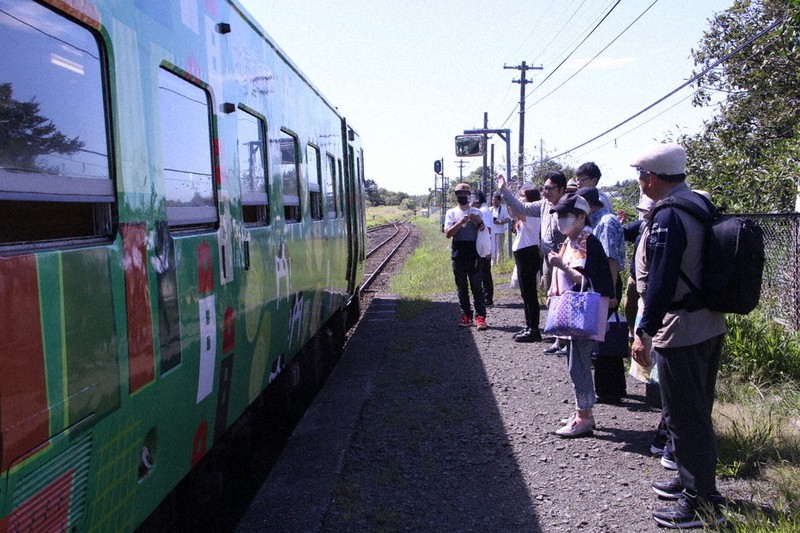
482,112,489,193
454,159,467,180
504,61,542,187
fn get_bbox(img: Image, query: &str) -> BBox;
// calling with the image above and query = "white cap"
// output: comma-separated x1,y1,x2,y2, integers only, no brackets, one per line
630,143,687,175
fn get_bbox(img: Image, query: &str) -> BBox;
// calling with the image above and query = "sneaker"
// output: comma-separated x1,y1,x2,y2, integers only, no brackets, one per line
652,492,726,529
652,475,684,499
555,347,569,357
661,448,678,470
543,342,560,354
559,413,596,429
650,443,666,456
513,328,531,339
475,316,487,330
459,314,474,327
514,329,542,343
554,416,595,438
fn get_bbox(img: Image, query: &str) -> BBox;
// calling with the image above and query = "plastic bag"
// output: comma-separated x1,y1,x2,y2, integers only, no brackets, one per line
476,227,492,257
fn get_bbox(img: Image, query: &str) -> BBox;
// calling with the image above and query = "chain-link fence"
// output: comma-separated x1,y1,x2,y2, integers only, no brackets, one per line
750,213,800,331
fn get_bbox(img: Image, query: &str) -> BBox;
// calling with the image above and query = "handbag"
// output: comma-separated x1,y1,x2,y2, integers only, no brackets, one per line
596,311,629,357
543,276,603,339
476,227,492,257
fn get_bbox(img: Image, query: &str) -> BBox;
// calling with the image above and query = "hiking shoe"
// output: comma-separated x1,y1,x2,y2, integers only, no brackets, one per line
459,314,474,327
661,447,678,470
652,475,684,499
514,329,542,343
475,316,487,330
652,492,726,529
555,416,595,438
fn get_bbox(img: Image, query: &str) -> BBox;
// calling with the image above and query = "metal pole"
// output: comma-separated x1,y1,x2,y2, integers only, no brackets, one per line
440,158,446,233
482,112,489,194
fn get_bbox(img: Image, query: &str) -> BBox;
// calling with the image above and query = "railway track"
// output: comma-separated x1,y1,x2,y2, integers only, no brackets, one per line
363,219,413,292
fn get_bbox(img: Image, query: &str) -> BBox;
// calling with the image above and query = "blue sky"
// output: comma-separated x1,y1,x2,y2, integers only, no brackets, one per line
239,0,734,195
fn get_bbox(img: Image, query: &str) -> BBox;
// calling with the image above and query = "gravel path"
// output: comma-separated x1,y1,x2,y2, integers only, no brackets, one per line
238,270,759,532
320,290,669,532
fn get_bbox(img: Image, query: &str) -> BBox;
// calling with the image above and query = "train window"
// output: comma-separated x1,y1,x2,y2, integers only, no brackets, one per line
307,144,323,221
325,154,338,219
158,68,216,229
337,159,344,216
0,0,113,248
236,106,269,225
276,130,301,223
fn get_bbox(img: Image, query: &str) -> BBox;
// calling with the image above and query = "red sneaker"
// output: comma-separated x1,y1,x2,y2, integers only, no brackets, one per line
459,314,474,327
475,315,487,330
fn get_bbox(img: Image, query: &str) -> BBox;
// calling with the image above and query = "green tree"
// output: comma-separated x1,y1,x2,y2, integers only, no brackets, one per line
364,178,383,206
683,0,800,212
0,83,84,171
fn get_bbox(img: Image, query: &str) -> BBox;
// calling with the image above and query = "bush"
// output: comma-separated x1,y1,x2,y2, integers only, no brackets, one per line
721,313,800,385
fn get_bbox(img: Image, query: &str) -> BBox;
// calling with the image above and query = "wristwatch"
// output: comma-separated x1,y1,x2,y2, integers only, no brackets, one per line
636,327,652,340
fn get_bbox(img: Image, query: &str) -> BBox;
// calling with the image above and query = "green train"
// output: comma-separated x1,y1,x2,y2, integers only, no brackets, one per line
0,0,366,530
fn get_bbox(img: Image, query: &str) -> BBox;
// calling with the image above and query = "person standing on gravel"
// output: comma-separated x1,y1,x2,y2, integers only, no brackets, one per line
490,192,511,265
544,192,614,438
629,143,727,529
496,176,546,343
472,190,495,307
576,186,627,405
539,171,568,355
445,183,488,330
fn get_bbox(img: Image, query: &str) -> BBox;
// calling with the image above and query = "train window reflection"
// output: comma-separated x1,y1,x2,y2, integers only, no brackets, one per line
325,154,338,219
277,131,301,223
237,107,270,225
0,0,113,247
158,68,216,228
307,144,323,221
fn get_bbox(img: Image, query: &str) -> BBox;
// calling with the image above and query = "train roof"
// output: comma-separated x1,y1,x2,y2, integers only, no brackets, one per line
229,0,346,123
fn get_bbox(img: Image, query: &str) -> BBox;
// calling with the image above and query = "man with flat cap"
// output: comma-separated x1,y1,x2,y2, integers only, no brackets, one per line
630,143,727,529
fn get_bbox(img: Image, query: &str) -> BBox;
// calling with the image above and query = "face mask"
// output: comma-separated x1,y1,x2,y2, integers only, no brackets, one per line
557,215,577,234
456,195,469,205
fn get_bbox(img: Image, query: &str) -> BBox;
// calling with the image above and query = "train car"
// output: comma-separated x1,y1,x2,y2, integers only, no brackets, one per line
0,0,366,531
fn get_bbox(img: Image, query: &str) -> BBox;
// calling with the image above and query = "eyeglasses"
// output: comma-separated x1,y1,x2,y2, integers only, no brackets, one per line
576,176,594,182
637,167,650,178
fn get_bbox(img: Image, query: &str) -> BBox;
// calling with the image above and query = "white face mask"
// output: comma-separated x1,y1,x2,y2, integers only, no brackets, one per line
557,214,577,234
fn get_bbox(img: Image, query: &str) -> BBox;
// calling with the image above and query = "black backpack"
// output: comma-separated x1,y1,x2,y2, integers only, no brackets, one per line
649,193,765,314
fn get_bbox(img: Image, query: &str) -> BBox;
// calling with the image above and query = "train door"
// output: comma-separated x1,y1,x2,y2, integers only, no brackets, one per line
342,119,365,296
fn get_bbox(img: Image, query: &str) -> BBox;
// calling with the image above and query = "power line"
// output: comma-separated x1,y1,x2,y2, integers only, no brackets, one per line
499,0,622,129
527,0,659,109
528,0,622,95
545,14,789,162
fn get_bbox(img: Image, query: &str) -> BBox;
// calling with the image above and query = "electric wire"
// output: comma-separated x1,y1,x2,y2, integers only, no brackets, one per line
544,13,789,162
527,0,659,109
498,0,622,129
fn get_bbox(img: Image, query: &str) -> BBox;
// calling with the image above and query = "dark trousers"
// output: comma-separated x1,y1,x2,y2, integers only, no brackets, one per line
514,245,540,330
593,356,627,399
655,333,725,497
478,256,493,303
452,258,486,318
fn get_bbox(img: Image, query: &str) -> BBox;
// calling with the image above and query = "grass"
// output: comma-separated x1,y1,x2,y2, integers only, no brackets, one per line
365,205,412,228
387,216,800,529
